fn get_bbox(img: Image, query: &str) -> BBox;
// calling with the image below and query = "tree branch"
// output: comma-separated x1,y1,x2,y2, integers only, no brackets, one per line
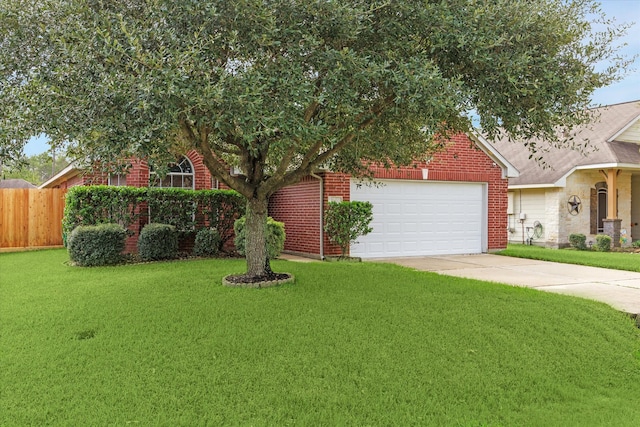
179,117,254,198
263,96,395,196
271,143,300,183
307,95,394,170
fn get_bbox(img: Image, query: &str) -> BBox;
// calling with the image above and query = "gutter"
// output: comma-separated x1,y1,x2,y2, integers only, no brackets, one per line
310,172,325,260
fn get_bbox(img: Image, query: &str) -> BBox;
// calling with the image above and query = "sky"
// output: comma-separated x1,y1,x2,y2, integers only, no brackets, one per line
22,0,640,156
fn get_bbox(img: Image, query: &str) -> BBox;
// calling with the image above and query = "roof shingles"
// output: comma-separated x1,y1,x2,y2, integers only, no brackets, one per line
490,100,640,186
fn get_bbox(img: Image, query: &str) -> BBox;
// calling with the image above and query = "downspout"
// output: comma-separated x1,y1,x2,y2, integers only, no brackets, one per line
310,172,325,260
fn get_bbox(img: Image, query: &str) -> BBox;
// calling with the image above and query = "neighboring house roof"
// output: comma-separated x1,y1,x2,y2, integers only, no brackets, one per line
490,100,640,188
0,178,37,188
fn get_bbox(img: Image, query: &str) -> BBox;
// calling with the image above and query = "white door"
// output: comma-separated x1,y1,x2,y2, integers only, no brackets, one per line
349,180,486,258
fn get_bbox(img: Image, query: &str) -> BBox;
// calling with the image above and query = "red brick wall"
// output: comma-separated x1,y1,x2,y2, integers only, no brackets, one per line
269,133,509,257
52,137,508,256
64,175,83,189
268,176,322,255
186,150,215,190
125,159,149,187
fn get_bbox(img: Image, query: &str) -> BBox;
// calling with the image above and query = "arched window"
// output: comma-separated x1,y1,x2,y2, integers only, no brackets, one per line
150,156,194,189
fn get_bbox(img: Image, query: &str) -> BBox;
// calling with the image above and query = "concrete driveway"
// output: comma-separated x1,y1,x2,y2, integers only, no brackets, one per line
374,254,640,316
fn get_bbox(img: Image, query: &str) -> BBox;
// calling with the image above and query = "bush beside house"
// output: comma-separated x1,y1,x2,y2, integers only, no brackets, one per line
324,201,374,258
67,224,127,266
138,223,179,261
595,234,612,252
194,228,221,257
569,233,588,251
63,186,243,255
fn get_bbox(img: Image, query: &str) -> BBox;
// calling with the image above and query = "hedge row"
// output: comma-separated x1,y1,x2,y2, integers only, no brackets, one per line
68,217,286,267
63,186,244,249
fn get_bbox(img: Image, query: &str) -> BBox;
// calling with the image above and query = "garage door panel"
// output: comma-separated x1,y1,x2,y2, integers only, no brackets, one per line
387,222,402,233
350,180,485,258
402,222,419,232
386,204,403,214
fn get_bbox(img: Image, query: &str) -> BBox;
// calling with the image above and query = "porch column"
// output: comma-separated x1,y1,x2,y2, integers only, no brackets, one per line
602,219,621,248
603,168,621,247
605,169,618,219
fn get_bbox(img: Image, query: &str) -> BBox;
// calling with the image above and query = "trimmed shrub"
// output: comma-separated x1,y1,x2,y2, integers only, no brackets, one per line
234,216,286,259
67,223,127,266
595,234,612,252
63,186,147,244
568,233,588,250
194,228,221,257
147,188,198,232
324,201,374,257
138,223,178,261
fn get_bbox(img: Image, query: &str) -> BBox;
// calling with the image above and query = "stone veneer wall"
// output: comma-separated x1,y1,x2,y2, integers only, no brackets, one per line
544,188,561,245
631,175,640,240
514,170,634,248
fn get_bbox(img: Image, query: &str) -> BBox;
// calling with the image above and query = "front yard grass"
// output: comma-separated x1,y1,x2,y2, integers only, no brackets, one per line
499,243,640,272
2,249,640,426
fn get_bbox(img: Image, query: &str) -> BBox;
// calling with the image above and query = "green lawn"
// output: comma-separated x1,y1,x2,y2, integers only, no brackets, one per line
2,249,640,426
498,244,640,272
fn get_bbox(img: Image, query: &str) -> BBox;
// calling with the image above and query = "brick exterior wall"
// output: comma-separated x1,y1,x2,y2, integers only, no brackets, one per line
63,174,84,189
268,176,323,256
49,135,510,257
50,151,219,253
269,133,509,257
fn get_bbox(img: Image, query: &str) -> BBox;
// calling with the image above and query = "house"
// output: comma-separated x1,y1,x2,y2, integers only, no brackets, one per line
40,150,223,252
490,100,640,248
42,133,517,258
269,132,517,259
0,178,37,189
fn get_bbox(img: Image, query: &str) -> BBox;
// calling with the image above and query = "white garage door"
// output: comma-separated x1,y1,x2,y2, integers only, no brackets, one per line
350,179,486,258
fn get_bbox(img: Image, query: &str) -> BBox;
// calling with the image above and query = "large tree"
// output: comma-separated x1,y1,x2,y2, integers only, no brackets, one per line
0,0,630,278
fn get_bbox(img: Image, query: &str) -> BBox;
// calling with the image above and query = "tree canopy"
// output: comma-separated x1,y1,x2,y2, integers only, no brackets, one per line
0,0,630,277
1,150,69,185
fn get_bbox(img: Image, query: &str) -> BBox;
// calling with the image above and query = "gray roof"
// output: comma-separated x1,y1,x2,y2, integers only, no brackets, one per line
490,100,640,186
0,178,37,188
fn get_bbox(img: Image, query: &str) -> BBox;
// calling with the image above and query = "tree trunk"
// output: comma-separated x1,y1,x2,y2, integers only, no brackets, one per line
244,196,269,277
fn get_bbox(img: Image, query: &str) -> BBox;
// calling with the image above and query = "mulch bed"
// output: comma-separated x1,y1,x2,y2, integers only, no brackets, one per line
222,272,294,288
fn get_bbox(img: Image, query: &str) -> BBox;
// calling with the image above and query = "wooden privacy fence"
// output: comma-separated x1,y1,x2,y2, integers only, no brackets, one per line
0,189,67,249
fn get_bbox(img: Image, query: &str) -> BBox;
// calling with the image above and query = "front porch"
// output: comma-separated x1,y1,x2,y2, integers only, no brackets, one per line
507,167,640,248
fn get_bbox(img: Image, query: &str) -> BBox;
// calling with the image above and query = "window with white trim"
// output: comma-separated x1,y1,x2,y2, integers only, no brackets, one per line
108,173,127,186
150,156,195,189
